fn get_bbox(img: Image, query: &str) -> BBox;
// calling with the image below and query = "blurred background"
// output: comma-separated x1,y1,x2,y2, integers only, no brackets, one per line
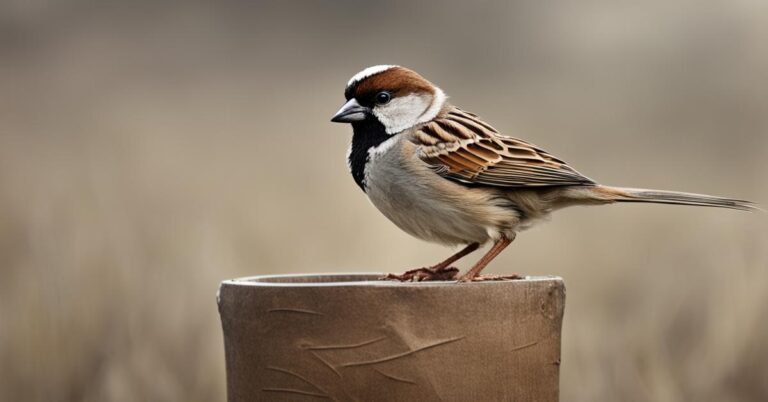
1,0,766,401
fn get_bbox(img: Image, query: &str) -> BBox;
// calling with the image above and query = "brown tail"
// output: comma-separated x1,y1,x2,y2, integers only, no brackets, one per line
593,186,759,212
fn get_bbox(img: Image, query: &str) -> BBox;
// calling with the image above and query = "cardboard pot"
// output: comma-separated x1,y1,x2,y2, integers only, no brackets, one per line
217,273,565,401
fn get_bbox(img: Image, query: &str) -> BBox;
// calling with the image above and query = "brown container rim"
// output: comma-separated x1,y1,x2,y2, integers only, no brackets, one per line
219,273,562,289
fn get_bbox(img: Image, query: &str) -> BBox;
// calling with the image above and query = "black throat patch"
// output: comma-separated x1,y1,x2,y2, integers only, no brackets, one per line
348,118,390,192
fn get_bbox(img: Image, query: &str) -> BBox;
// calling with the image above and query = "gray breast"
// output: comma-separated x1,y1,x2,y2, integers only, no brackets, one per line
363,134,521,246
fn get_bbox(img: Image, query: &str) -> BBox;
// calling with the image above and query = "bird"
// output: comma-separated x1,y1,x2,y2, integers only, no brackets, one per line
330,65,757,282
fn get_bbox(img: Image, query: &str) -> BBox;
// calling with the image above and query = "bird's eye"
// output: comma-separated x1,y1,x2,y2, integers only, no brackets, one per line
375,91,391,105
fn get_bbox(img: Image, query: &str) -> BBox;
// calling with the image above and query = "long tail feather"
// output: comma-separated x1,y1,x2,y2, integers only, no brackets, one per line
594,186,759,212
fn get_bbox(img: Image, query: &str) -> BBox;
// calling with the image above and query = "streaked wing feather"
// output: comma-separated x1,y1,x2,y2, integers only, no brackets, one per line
415,108,594,188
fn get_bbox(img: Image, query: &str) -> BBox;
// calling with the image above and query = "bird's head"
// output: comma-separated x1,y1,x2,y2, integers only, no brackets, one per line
331,65,447,134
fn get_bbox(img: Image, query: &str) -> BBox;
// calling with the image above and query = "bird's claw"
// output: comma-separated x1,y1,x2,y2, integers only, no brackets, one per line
382,266,460,282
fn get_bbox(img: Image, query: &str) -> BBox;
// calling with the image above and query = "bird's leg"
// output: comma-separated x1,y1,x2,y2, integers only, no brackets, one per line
430,242,480,270
458,234,516,282
383,243,480,281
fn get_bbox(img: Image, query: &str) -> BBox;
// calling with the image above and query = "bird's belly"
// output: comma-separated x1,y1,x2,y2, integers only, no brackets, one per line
367,186,488,245
364,149,520,246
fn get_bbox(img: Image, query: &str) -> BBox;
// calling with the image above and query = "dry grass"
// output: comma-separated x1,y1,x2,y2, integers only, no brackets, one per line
1,1,767,401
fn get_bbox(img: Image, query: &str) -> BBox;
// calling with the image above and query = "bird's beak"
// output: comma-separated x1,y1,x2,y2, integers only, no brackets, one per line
331,99,368,123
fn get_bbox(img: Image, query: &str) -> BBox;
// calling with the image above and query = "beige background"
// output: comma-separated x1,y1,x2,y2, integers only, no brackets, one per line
1,1,766,401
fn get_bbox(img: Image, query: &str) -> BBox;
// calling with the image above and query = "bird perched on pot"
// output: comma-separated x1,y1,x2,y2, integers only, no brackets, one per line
331,65,757,282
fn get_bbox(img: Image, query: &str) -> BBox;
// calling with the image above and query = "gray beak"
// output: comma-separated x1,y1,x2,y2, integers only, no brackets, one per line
331,99,368,123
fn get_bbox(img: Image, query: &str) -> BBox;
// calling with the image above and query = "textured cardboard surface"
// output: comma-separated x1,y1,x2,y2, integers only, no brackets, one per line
218,274,565,401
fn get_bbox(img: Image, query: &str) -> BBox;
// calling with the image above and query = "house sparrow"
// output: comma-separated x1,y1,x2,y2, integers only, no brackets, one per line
331,65,756,282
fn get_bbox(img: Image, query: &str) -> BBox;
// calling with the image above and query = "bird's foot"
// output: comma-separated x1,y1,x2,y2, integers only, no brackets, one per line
457,273,524,283
382,266,460,282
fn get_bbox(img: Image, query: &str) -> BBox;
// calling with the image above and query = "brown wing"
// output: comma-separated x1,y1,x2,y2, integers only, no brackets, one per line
414,108,595,187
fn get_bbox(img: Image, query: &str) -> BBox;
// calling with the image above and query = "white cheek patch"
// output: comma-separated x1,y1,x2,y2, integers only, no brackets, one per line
420,87,446,123
373,89,447,135
373,94,430,134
